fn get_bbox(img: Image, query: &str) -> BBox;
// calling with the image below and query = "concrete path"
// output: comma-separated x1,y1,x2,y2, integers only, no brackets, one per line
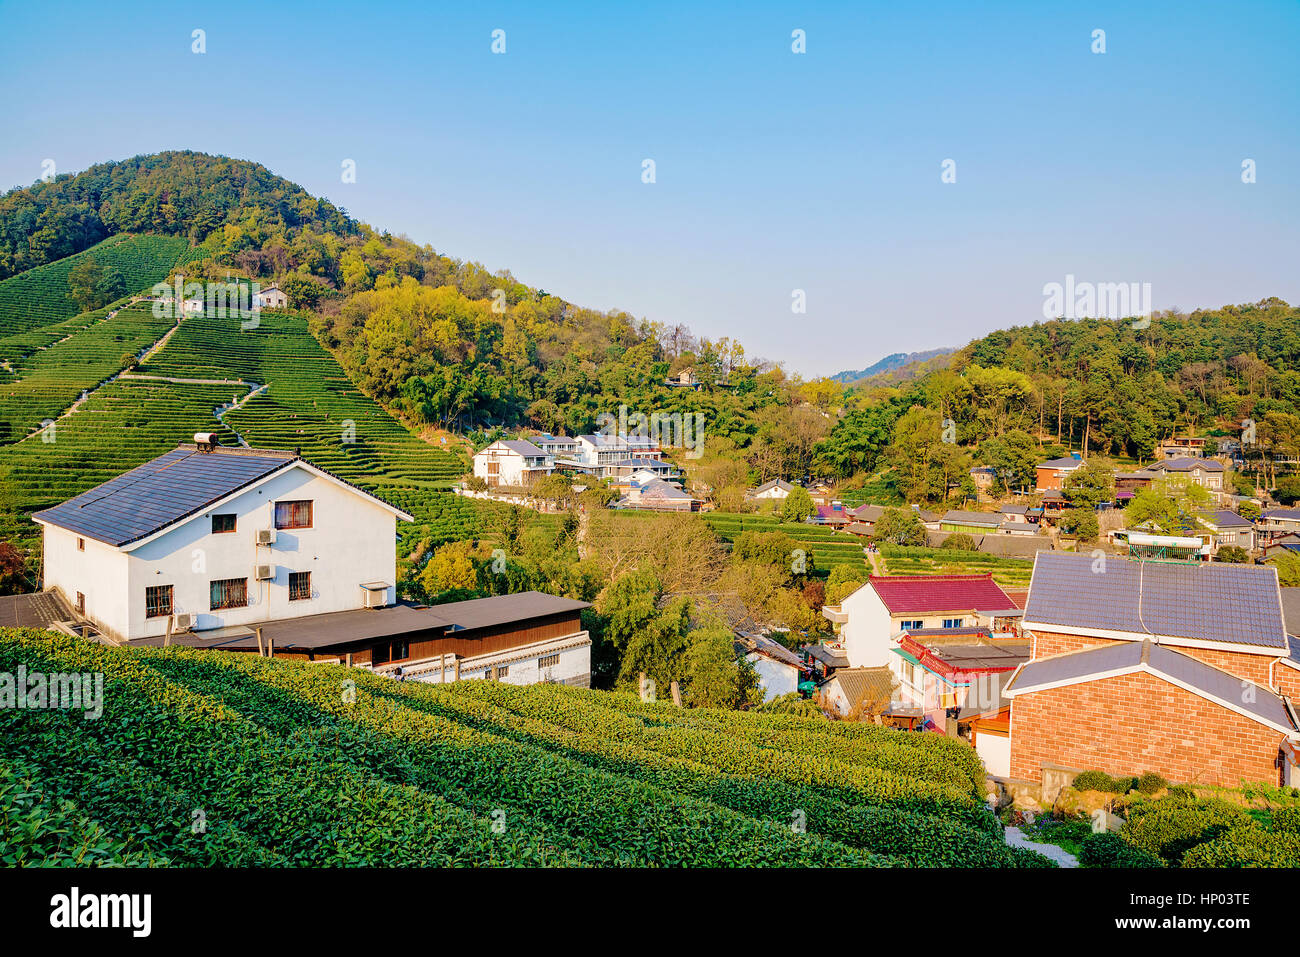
1004,826,1079,867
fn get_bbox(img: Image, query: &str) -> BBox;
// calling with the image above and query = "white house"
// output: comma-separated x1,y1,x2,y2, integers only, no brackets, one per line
746,479,797,501
472,439,552,487
33,438,414,643
823,574,1021,669
181,296,205,316
30,437,592,686
735,634,805,702
254,283,289,309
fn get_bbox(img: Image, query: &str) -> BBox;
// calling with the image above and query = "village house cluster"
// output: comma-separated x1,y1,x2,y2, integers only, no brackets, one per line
471,432,699,511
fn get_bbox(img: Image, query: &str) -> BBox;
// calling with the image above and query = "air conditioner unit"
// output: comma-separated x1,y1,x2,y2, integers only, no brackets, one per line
173,613,195,631
360,582,389,609
256,529,276,546
254,563,275,581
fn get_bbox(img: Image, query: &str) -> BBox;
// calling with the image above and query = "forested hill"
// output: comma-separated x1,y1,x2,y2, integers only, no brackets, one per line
4,152,1298,508
951,301,1300,453
0,151,356,279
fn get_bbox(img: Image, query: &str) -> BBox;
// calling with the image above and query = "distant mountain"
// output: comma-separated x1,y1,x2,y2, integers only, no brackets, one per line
830,348,954,385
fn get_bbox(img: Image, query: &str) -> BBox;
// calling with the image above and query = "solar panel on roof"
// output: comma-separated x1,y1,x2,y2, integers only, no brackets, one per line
1024,552,1286,649
32,446,295,547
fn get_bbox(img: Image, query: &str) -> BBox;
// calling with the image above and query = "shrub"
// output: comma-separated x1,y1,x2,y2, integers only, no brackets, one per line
1122,798,1252,865
1181,823,1300,867
1079,831,1164,868
1072,770,1137,794
1136,772,1169,795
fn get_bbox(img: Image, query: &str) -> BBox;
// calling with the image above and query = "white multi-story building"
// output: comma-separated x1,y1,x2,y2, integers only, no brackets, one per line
471,432,676,485
35,440,411,642
29,437,593,686
472,439,552,487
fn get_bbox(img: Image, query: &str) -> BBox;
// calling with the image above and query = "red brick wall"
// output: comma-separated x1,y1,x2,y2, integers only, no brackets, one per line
1276,665,1300,702
1030,630,1279,687
1009,669,1284,787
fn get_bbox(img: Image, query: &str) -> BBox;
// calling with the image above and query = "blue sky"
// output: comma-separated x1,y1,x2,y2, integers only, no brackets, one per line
1,0,1297,377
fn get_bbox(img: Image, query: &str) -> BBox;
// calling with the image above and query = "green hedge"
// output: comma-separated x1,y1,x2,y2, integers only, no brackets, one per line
1079,831,1164,868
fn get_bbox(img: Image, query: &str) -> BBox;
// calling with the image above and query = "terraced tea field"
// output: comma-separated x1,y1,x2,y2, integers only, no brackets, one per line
0,629,1052,868
877,544,1035,588
703,512,870,574
0,234,188,337
0,303,173,438
0,305,488,560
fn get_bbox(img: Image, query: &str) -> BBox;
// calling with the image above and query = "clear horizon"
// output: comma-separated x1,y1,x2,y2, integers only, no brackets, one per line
1,0,1297,378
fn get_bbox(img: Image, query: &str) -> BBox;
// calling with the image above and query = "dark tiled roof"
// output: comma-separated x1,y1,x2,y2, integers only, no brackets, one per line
497,439,547,456
870,574,1018,615
138,592,589,652
940,510,1002,526
33,445,297,547
803,642,849,668
1281,588,1300,637
1023,552,1287,649
1263,509,1300,521
1038,457,1083,469
737,634,804,668
1199,509,1253,529
1005,640,1296,733
1152,457,1224,472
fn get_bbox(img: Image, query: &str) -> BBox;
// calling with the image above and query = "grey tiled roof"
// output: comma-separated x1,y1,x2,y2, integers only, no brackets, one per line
1023,552,1287,649
1198,509,1253,529
498,439,547,456
941,510,1002,526
1152,457,1224,472
1006,639,1296,732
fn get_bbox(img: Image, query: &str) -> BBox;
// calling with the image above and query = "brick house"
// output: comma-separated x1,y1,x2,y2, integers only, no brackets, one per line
1005,552,1300,787
1034,455,1083,492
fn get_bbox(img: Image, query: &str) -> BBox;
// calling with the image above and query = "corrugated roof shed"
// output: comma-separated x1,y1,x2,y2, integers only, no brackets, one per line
1023,552,1287,649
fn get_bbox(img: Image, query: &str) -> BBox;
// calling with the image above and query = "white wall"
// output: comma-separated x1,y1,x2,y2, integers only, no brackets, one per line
976,730,1011,778
840,583,893,667
123,464,398,640
42,526,131,639
747,653,799,702
407,636,592,688
473,444,527,486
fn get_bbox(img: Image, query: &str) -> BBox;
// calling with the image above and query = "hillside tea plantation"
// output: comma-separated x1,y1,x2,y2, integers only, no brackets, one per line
0,630,1050,868
0,234,188,337
0,305,492,554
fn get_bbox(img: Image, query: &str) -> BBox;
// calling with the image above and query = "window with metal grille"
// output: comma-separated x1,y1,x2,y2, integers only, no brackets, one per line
289,571,311,601
212,513,237,534
274,500,313,529
538,653,560,669
210,578,248,610
146,585,173,618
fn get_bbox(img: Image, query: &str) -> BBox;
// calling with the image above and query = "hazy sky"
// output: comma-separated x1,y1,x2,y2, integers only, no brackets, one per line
1,0,1297,377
